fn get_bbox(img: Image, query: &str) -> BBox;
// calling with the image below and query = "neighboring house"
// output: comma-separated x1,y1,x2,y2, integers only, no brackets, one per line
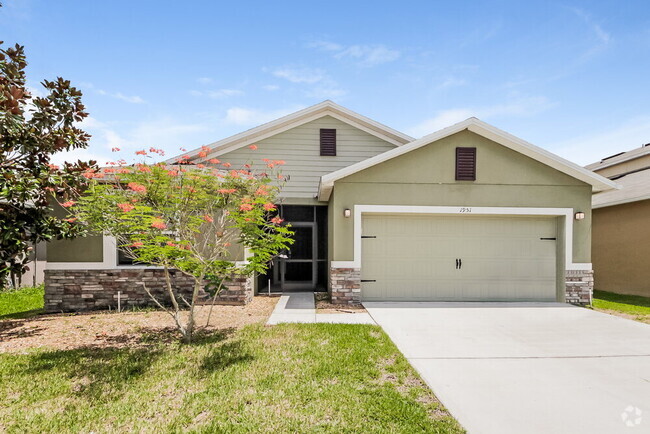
43,101,616,311
587,146,650,297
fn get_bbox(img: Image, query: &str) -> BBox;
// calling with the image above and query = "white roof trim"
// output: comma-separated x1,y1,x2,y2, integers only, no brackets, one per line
593,193,650,209
586,146,650,171
165,100,413,163
318,117,619,201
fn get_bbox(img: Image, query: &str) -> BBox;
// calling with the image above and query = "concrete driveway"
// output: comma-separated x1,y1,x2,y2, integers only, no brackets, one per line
364,302,650,434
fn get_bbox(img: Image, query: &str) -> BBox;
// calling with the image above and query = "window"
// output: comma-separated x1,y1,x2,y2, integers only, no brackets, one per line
455,147,476,181
117,247,135,265
320,129,336,156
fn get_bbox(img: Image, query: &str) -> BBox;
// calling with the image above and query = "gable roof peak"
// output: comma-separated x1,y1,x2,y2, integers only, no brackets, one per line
166,100,413,163
318,117,618,200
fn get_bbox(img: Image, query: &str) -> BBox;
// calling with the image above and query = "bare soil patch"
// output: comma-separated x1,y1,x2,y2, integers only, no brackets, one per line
0,296,277,353
314,292,367,314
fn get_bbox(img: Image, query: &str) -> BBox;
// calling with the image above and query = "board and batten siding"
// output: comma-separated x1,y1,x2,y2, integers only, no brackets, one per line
215,116,397,201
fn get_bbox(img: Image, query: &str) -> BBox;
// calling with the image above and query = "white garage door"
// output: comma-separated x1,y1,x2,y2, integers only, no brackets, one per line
361,215,558,301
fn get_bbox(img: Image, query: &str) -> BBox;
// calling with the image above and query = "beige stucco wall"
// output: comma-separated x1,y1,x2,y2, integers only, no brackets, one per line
330,130,593,263
592,199,650,297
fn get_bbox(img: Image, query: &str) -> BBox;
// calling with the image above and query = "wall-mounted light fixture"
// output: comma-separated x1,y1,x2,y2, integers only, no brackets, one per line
343,209,351,218
575,212,585,220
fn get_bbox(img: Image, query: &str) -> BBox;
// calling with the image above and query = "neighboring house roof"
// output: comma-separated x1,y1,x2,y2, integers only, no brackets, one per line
318,117,619,201
166,100,414,163
592,168,650,208
585,144,650,172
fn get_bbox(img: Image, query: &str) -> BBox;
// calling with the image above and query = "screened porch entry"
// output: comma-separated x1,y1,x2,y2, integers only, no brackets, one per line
258,205,328,293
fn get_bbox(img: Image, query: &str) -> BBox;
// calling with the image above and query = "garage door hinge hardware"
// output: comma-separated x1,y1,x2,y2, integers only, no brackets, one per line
361,279,376,282
540,237,556,240
361,235,377,238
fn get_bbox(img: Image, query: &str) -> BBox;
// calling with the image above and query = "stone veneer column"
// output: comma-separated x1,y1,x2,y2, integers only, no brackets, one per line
565,269,594,305
44,269,253,312
214,274,253,305
330,267,361,305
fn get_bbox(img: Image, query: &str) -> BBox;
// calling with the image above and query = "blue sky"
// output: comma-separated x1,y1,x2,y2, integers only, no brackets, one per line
2,0,650,166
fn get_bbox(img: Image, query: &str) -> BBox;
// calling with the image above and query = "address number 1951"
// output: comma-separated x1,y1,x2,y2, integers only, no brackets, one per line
459,207,472,213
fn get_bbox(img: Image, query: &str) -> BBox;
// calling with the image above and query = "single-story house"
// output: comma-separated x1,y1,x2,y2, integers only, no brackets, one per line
587,146,650,297
43,101,617,311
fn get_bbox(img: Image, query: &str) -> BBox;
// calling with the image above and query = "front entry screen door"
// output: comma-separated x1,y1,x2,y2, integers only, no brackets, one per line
278,222,317,290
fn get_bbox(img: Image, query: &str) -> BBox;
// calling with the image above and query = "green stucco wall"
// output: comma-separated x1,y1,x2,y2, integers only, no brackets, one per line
330,130,593,263
46,198,104,263
47,236,104,263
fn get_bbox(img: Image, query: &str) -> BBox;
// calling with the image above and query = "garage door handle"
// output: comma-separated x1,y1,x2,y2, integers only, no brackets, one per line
459,258,462,269
455,259,459,269
361,279,376,282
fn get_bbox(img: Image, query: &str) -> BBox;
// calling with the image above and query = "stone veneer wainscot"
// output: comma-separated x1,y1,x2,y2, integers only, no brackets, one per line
329,267,361,305
44,269,252,312
565,269,594,305
329,268,595,306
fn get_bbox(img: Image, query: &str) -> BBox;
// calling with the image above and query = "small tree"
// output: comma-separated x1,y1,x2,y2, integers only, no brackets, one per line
0,42,94,287
70,148,293,343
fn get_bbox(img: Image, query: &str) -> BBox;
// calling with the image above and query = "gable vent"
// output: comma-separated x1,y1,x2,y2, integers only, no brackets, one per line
320,129,337,156
456,147,476,181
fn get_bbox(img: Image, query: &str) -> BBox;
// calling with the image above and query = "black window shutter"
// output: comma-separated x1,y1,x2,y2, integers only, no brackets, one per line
455,147,476,181
320,129,336,156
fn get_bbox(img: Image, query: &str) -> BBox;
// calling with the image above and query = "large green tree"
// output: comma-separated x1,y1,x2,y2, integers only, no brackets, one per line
0,42,95,287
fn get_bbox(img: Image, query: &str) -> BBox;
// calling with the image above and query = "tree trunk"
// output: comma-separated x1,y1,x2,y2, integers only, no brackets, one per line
183,274,204,344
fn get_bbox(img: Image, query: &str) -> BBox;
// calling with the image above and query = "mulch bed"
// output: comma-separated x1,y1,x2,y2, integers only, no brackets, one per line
314,292,367,314
0,297,278,353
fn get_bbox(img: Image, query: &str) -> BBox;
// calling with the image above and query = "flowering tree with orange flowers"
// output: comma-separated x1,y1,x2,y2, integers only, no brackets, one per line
68,146,293,343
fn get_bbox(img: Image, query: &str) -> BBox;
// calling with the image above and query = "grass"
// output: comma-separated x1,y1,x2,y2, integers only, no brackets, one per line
0,323,463,433
0,285,44,320
592,290,650,324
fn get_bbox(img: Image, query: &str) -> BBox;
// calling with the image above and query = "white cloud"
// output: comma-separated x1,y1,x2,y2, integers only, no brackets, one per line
272,68,325,84
129,118,211,148
60,115,215,166
305,87,347,99
408,109,475,137
549,115,650,165
113,92,145,104
50,148,110,166
570,7,611,45
222,106,303,126
310,41,400,67
262,84,280,91
80,82,145,104
438,77,467,89
407,95,554,137
207,89,243,98
190,89,244,98
197,77,213,84
310,41,343,52
335,45,400,66
268,66,345,99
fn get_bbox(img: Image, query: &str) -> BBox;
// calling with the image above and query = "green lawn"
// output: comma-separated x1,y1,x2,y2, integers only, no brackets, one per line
0,285,44,319
592,290,650,324
0,323,463,433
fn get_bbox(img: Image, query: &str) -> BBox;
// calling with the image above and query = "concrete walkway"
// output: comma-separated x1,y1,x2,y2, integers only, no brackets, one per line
266,292,376,325
365,302,650,434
